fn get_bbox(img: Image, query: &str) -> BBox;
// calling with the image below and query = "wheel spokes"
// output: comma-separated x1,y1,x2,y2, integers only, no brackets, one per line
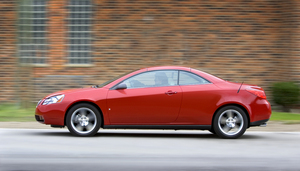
232,124,240,131
222,125,231,133
234,116,241,124
70,107,97,134
73,115,79,123
75,124,84,132
220,117,227,124
227,110,234,118
87,113,95,122
79,109,87,116
86,124,94,131
218,109,245,136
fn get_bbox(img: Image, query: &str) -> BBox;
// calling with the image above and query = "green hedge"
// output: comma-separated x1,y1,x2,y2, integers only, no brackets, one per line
271,82,300,112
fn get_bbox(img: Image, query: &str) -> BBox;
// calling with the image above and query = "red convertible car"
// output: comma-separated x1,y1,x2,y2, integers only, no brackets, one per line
35,66,271,138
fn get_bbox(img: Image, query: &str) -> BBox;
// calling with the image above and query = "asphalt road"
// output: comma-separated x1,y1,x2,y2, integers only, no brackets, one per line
0,129,300,171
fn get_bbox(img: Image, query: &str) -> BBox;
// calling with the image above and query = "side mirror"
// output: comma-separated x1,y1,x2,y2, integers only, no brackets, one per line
115,83,127,90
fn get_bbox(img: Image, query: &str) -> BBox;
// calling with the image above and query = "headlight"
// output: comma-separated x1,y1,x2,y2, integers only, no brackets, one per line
36,100,42,107
42,94,65,105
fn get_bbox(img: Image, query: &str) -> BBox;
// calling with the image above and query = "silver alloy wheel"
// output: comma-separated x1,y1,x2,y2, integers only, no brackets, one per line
217,109,244,136
70,107,97,134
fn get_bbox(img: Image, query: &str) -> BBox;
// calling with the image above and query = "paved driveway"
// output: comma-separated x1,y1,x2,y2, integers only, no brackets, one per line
1,128,300,171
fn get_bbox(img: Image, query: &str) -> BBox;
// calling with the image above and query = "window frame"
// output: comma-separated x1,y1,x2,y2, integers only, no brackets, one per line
178,70,211,86
17,0,48,64
66,0,93,64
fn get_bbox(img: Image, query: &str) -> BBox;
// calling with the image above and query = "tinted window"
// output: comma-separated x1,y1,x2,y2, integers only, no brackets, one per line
121,70,178,89
179,71,210,85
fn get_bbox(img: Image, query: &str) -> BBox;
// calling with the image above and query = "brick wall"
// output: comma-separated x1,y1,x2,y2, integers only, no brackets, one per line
0,1,16,102
0,0,299,103
290,1,300,86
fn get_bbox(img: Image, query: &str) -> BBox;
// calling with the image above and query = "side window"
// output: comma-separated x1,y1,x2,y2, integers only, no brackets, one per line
121,70,178,89
179,71,210,85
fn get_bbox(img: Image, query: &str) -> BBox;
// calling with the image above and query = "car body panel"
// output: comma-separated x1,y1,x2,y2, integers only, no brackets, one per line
36,88,109,125
35,66,272,133
175,84,221,125
107,86,182,124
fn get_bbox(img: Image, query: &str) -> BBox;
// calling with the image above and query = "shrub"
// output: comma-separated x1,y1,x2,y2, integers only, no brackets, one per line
271,82,300,112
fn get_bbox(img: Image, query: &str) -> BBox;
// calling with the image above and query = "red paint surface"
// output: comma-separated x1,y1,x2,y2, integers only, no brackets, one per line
35,66,271,126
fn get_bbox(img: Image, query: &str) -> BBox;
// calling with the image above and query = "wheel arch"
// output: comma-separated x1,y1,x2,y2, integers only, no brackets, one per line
64,101,104,128
211,103,250,129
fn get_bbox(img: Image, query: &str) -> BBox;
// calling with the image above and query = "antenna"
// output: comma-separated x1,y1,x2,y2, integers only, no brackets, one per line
237,81,244,93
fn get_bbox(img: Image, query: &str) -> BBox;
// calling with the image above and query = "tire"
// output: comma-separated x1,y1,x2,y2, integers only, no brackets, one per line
66,103,102,137
213,105,248,139
208,129,216,134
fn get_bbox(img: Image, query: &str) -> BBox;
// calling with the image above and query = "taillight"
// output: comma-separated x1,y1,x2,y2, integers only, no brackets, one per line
246,88,266,99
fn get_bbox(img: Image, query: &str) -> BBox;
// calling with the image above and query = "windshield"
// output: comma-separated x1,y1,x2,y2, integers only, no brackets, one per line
96,69,139,88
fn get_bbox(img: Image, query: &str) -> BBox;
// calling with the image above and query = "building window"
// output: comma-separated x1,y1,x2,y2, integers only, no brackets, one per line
67,0,92,64
18,0,48,64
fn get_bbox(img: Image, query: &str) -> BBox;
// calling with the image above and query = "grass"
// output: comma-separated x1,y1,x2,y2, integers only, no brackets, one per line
0,104,36,122
0,104,300,123
270,112,300,124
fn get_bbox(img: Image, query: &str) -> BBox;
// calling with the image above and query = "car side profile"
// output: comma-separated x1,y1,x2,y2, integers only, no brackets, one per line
35,66,271,138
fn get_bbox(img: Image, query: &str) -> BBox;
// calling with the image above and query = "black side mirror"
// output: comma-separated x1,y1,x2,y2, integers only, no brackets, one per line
115,83,127,90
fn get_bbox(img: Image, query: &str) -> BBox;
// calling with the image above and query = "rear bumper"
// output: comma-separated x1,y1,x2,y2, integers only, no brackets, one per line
249,98,272,123
250,119,269,127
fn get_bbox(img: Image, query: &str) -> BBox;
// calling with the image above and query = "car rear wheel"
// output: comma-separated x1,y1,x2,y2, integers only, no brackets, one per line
66,103,101,136
213,106,248,139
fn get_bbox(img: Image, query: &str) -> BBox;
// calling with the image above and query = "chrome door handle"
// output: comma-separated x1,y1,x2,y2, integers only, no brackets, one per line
165,91,177,95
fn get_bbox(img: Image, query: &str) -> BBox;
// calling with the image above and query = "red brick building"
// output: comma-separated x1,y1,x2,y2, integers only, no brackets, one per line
0,0,299,104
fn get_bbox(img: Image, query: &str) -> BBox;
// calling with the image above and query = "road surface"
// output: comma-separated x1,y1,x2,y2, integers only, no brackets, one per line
1,128,300,171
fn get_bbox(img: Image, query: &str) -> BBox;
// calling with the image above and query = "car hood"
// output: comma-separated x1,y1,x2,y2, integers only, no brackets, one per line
44,87,98,99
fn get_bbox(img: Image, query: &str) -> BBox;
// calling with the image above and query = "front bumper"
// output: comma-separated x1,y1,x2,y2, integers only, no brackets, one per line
35,115,44,123
35,102,67,126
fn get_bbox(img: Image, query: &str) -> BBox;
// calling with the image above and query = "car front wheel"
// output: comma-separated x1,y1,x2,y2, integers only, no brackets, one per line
213,106,248,139
66,103,101,136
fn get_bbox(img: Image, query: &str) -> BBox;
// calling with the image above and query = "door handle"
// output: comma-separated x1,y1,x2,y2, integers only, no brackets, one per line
165,91,177,95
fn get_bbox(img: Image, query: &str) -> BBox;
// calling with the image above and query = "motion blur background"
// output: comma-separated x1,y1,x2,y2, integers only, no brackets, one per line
0,0,299,106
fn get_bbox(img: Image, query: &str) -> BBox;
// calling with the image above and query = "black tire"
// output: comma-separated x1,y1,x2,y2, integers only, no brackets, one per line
209,129,216,134
213,105,248,139
66,103,101,137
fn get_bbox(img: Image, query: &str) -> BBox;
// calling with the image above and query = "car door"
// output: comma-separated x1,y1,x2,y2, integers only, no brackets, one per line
176,71,221,125
106,70,182,124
